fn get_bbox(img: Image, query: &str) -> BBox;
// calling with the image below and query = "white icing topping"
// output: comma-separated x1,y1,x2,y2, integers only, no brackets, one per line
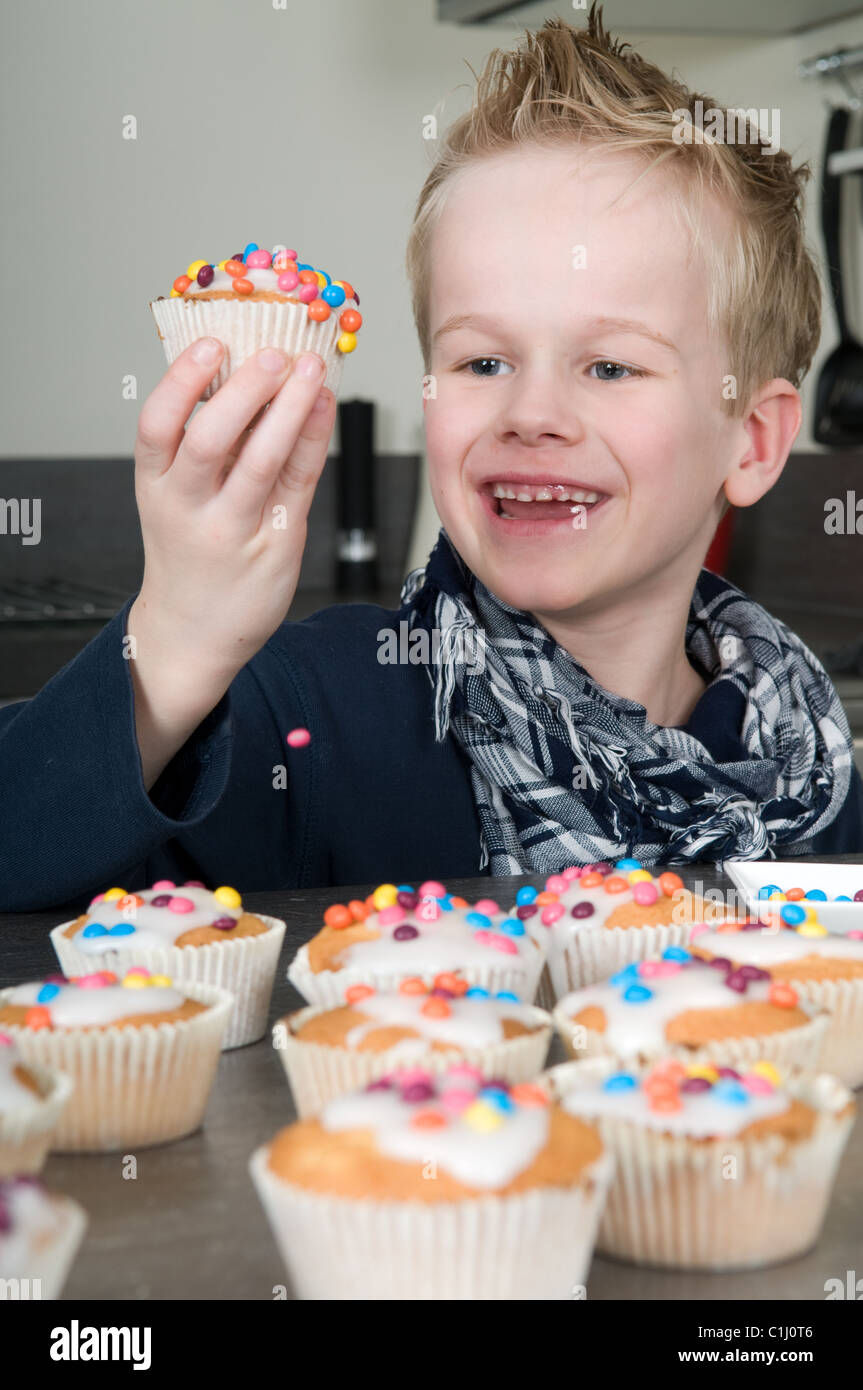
7,981,188,1028
696,927,863,966
558,960,796,1058
562,1080,791,1137
331,904,544,979
341,993,540,1051
0,1181,61,1278
71,886,243,954
0,1039,42,1116
182,266,358,301
321,1072,551,1188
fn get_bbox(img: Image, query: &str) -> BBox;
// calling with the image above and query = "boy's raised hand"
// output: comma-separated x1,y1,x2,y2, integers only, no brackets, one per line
131,338,335,683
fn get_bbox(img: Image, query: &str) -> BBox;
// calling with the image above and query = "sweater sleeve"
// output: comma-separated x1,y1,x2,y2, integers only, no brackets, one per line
0,597,313,912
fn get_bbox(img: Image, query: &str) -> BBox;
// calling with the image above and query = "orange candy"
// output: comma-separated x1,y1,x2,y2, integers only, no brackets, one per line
768,982,799,1009
25,1006,52,1030
118,893,145,911
224,259,245,277
432,972,461,993
324,903,353,930
336,280,357,301
172,275,192,294
233,278,254,295
648,1093,683,1113
648,1059,687,1083
658,872,684,897
347,899,368,922
785,887,805,902
411,1110,447,1129
510,1083,550,1107
421,997,451,1019
399,977,427,996
339,308,362,333
298,270,319,285
603,875,629,894
449,896,468,909
344,984,374,1004
579,872,604,888
307,298,331,322
535,890,559,906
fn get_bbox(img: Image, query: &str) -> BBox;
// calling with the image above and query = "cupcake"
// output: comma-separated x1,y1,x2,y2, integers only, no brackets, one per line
0,1029,73,1176
250,1064,613,1300
0,968,232,1151
692,907,863,1088
521,859,735,1002
552,945,828,1072
545,1055,855,1270
288,880,548,1008
150,242,361,399
0,1176,87,1299
51,880,285,1049
276,975,552,1117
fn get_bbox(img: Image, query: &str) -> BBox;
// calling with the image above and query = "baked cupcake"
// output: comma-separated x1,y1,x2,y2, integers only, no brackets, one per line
552,945,827,1072
545,1055,855,1270
276,975,552,1117
51,881,285,1049
522,859,735,1002
0,1029,72,1176
692,907,863,1088
0,1176,87,1299
250,1064,613,1300
288,881,548,1007
0,968,232,1151
150,242,361,399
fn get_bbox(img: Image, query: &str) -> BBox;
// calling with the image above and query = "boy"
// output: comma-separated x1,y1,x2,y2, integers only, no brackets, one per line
1,7,860,911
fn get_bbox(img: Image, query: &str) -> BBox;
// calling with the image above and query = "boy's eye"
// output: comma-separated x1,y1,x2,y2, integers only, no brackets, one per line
589,360,644,381
461,357,513,377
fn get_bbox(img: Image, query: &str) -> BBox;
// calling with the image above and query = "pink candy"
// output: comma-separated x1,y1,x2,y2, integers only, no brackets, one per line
152,880,175,891
440,1088,475,1113
445,1062,483,1082
126,967,150,979
545,875,568,894
298,283,318,304
419,881,446,898
167,896,195,914
474,930,518,955
541,904,565,926
562,866,582,880
277,271,300,293
742,1073,774,1095
377,905,406,928
90,893,105,904
632,881,659,906
474,898,500,915
245,249,272,269
689,923,710,937
639,960,681,978
77,973,111,989
848,930,863,941
286,728,311,748
394,1067,432,1087
416,898,442,923
0,1031,13,1047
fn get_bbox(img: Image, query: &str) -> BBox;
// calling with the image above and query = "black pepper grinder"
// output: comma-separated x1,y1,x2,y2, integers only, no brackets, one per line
336,398,378,594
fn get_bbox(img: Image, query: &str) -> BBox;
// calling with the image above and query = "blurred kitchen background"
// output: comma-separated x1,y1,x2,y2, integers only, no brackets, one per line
1,0,863,771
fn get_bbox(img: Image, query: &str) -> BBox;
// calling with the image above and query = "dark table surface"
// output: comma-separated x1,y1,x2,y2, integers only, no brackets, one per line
3,859,862,1301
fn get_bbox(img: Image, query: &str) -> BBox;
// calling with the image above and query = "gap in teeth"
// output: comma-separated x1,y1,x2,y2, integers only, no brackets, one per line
491,483,600,504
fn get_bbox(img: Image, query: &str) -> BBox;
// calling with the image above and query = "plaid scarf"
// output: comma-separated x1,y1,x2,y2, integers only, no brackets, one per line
400,529,855,874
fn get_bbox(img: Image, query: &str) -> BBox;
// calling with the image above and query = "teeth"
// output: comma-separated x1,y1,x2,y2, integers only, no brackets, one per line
491,483,601,504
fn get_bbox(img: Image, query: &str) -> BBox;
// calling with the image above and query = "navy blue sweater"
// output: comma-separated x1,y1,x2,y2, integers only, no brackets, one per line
1,595,862,914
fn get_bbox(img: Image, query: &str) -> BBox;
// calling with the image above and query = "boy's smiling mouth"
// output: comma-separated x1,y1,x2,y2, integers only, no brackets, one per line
478,475,609,529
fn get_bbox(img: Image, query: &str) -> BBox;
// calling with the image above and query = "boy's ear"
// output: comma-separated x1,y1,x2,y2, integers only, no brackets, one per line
724,379,801,508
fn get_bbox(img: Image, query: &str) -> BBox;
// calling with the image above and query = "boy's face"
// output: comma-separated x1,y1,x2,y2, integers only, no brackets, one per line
423,144,747,617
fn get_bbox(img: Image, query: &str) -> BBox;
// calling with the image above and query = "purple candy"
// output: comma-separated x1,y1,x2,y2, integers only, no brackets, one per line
571,902,595,919
854,890,863,903
397,891,419,910
516,904,538,920
680,1077,713,1093
717,1067,741,1080
231,252,244,263
739,964,770,980
150,894,172,908
196,264,215,287
43,973,67,985
184,880,206,888
484,1076,510,1092
742,921,764,931
402,1081,434,1103
0,1199,9,1234
366,1077,392,1091
212,916,236,930
430,987,454,999
393,924,419,941
706,956,732,971
586,862,613,875
725,969,748,993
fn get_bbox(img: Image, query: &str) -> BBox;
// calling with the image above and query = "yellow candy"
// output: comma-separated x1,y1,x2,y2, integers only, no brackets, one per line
628,869,653,883
186,260,208,280
752,1060,781,1085
148,974,172,988
797,921,828,937
216,260,228,270
804,906,820,923
686,1064,719,1082
170,288,182,297
767,891,786,901
122,975,148,989
214,885,242,909
337,332,357,354
462,1101,503,1133
315,271,327,289
372,883,398,910
103,887,126,901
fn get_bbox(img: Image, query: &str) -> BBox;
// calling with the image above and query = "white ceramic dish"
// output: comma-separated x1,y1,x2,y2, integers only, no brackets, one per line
722,859,863,935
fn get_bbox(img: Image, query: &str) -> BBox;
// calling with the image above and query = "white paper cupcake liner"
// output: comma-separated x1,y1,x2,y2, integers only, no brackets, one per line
287,941,547,1010
274,1003,553,1117
0,982,233,1152
150,296,347,399
542,1057,855,1270
51,915,285,1050
0,1063,74,1177
552,997,830,1074
0,1195,88,1300
773,976,863,1090
249,1142,613,1299
548,920,700,999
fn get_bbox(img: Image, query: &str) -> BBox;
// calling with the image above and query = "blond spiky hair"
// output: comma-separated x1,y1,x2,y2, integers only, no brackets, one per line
405,3,821,417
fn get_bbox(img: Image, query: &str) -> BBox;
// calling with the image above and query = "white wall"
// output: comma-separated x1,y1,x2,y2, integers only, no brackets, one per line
1,0,862,484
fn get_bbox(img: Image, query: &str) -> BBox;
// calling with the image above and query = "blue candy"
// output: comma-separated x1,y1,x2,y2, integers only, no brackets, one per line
36,983,60,1004
437,895,454,912
623,983,653,1003
804,889,827,901
610,963,640,986
295,262,313,272
615,858,642,872
662,946,691,963
242,242,259,260
495,990,520,1002
396,884,413,894
466,911,492,929
758,884,782,899
109,923,135,936
500,918,526,936
515,886,538,906
836,895,853,902
465,987,490,999
479,1087,514,1112
713,1080,748,1105
780,904,806,926
602,1072,638,1092
82,922,109,938
322,283,346,307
